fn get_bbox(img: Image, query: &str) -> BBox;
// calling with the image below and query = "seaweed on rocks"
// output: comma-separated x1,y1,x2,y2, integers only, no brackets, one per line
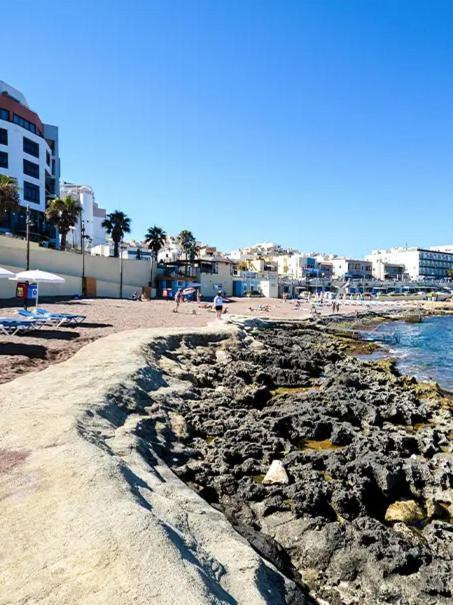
144,322,453,605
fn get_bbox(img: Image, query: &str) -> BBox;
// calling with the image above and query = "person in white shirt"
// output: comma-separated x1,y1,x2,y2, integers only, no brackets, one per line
213,291,223,319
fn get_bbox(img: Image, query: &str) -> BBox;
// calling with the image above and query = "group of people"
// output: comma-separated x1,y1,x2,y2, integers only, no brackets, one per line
173,288,225,319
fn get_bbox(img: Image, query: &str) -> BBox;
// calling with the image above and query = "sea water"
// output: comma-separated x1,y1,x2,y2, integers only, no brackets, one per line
373,315,453,391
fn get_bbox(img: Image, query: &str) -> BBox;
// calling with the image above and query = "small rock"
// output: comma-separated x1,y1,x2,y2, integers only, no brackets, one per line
385,500,425,523
169,413,189,439
262,460,289,485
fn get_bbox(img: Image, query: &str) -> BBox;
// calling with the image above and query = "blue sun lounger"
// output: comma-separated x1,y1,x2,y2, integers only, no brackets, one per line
0,317,44,336
17,308,70,327
35,307,86,325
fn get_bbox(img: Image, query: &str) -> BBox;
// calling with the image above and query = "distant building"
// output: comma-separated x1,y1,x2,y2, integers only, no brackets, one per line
156,257,234,298
368,258,406,281
0,80,60,241
60,182,108,248
366,247,453,280
330,258,373,279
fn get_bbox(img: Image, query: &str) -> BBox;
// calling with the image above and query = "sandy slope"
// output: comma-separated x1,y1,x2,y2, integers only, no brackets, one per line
0,323,299,605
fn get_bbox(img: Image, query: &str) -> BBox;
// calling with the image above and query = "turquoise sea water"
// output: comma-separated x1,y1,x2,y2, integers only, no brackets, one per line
374,316,453,391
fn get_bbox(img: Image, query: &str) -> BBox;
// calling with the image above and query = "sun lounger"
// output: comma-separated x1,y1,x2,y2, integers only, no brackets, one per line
35,307,86,325
17,308,74,328
0,317,43,336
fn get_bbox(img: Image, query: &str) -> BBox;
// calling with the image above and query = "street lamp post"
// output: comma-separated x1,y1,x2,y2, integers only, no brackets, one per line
119,241,124,299
25,205,32,270
81,221,88,297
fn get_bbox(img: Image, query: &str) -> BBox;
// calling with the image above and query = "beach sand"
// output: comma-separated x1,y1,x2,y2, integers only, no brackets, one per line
0,296,450,385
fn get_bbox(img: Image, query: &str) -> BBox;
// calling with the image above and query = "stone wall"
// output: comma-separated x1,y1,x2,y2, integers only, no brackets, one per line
0,235,154,299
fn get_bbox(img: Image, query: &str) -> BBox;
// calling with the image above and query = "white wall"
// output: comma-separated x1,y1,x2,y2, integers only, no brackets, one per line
0,235,154,300
200,263,233,297
260,278,279,298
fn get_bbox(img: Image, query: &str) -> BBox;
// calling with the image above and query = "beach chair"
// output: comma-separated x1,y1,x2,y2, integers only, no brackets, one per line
16,308,63,326
35,307,86,325
0,318,42,336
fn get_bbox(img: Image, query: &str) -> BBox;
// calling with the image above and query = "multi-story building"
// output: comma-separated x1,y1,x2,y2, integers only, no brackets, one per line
0,81,60,241
366,247,453,280
330,258,373,279
59,181,108,248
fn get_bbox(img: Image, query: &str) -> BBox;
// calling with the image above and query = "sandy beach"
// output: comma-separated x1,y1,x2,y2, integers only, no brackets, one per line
1,296,451,385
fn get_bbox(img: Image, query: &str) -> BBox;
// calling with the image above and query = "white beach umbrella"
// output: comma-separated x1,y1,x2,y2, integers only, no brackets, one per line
0,266,14,279
10,270,65,306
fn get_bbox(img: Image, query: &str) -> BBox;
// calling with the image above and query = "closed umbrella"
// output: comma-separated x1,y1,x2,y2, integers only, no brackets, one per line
10,269,65,306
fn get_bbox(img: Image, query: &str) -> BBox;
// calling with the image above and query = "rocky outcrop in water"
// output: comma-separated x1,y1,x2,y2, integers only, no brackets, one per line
144,322,453,605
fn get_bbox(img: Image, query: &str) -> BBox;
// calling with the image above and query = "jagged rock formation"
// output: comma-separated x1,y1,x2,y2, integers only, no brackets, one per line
144,321,453,605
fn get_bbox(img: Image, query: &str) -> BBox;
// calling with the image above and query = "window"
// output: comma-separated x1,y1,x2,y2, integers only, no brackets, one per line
23,137,39,158
0,151,7,168
23,159,39,179
0,108,8,121
46,151,50,166
23,181,40,204
13,113,36,134
0,128,7,145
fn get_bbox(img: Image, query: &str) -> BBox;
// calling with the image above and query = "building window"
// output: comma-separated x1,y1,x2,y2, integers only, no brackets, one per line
23,137,39,158
13,113,36,134
23,181,40,204
0,108,9,121
0,151,8,168
46,151,50,166
0,127,7,145
23,159,40,179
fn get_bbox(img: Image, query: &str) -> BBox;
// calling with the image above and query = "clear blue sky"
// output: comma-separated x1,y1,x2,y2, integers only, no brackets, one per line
3,0,453,256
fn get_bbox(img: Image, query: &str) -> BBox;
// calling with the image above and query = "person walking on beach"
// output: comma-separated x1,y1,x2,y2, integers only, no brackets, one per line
213,291,224,319
174,288,183,313
196,289,201,304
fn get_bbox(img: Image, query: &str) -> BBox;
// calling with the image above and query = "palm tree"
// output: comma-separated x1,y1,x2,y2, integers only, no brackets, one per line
45,196,82,251
145,225,167,287
177,230,197,276
102,211,131,257
0,175,20,218
145,226,167,260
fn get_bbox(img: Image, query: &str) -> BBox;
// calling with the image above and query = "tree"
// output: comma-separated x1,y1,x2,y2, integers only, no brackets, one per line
144,226,167,288
0,175,20,218
177,230,197,276
45,196,81,251
102,211,131,257
448,269,453,279
145,226,167,260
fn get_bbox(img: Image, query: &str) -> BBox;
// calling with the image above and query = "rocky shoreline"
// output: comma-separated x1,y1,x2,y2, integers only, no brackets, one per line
142,318,453,604
1,317,451,604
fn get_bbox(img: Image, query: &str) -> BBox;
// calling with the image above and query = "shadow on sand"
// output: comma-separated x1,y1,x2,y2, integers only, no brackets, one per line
0,342,48,359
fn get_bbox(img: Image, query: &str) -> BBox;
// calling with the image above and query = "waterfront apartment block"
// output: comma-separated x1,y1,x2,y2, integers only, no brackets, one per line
0,80,60,241
366,247,453,280
330,258,373,279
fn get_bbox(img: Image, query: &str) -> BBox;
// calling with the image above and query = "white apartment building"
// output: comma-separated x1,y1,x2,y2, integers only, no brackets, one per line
154,236,182,263
330,258,373,279
366,247,453,280
60,181,108,248
0,81,60,239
